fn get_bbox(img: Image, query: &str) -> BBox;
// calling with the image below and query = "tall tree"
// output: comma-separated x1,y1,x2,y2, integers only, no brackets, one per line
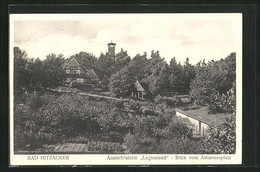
109,52,148,97
42,54,66,88
182,57,195,94
115,48,131,71
13,47,30,94
148,62,170,96
168,57,185,93
27,57,44,90
109,67,135,97
71,51,98,69
97,52,116,86
128,53,148,80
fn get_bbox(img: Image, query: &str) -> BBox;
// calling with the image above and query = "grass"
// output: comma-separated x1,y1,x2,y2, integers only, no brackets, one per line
178,106,231,126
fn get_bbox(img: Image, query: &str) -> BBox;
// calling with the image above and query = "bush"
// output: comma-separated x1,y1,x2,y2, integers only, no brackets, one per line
202,117,236,154
124,133,204,154
113,101,125,109
86,141,123,153
123,112,203,154
154,95,180,108
14,92,130,151
128,99,141,112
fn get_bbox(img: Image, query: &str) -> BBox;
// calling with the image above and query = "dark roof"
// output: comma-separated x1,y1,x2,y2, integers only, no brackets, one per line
84,69,99,80
107,42,116,46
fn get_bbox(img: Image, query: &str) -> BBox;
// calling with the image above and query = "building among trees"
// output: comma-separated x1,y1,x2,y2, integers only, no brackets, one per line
107,41,116,60
63,57,99,85
130,80,147,99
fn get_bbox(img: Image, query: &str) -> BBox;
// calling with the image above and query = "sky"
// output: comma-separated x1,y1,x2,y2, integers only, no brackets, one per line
11,14,242,65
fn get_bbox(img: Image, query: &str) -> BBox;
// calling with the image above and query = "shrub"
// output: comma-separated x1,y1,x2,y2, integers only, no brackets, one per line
14,92,129,151
123,112,201,154
114,101,125,109
128,99,141,112
124,133,204,154
203,117,236,154
154,95,163,104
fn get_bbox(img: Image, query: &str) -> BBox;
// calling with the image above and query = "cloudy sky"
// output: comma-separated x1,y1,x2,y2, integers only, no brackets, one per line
11,14,242,65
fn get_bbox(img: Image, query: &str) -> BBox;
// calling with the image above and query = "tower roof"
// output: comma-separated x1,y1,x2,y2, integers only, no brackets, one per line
107,41,116,46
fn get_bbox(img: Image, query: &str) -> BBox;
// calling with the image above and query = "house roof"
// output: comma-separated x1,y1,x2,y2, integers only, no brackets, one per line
135,80,145,92
63,57,99,80
84,68,99,80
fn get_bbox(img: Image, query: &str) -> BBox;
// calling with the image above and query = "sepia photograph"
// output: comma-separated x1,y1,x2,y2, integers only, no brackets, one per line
9,13,242,165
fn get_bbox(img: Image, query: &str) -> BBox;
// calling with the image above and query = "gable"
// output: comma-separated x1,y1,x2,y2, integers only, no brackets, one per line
64,57,99,81
135,81,145,92
64,58,82,70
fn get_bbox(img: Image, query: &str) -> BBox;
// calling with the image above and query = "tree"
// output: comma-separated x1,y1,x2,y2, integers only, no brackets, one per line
182,57,195,94
26,54,66,90
168,57,185,93
109,67,135,97
128,53,148,80
71,51,98,69
27,57,44,90
13,47,30,95
148,63,170,96
97,52,117,88
190,53,236,112
203,82,236,153
42,54,66,88
115,48,131,71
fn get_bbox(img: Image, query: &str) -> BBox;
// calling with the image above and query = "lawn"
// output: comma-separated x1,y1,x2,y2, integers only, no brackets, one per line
177,106,231,126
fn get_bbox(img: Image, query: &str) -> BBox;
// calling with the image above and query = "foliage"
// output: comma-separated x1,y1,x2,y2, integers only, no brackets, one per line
168,57,195,94
85,141,123,153
13,46,237,154
148,63,170,96
109,51,172,97
115,48,131,71
190,53,236,112
14,47,66,91
128,99,142,112
209,82,236,113
13,47,30,96
202,83,236,154
124,115,201,154
154,95,180,108
14,92,131,150
109,67,136,97
71,51,98,69
97,49,130,88
202,116,236,154
41,53,67,88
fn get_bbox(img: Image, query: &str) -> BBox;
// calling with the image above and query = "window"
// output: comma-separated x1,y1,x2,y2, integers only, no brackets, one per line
66,70,70,74
73,70,80,74
66,78,71,82
76,78,84,83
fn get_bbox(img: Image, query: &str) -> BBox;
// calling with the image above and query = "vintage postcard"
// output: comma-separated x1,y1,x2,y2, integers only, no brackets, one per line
9,13,242,166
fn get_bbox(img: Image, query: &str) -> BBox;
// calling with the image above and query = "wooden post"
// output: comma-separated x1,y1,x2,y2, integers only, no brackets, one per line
199,121,201,136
